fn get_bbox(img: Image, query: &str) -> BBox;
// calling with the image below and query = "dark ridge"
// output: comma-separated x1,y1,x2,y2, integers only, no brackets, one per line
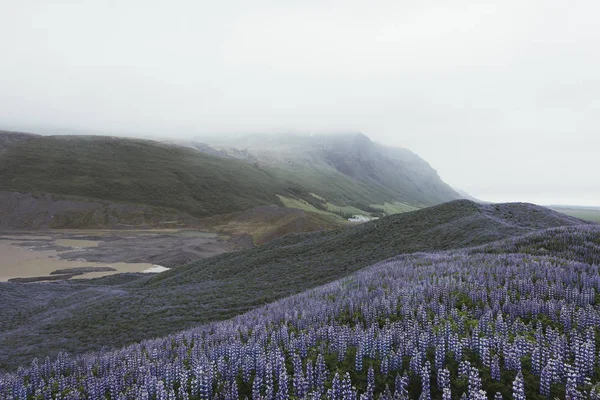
146,200,587,289
50,267,117,275
8,274,80,283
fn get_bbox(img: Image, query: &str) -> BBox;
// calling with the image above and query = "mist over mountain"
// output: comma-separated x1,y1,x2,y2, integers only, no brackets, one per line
180,132,461,207
1,1,600,397
0,130,463,232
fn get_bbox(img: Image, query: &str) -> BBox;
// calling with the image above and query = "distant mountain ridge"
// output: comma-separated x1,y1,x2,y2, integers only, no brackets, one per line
0,130,462,230
193,132,461,208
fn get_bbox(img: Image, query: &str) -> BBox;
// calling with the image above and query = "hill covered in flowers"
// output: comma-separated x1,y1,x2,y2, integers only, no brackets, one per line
2,224,600,399
0,201,589,371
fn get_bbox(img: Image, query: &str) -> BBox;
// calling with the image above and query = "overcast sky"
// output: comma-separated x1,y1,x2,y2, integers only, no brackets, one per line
1,0,598,206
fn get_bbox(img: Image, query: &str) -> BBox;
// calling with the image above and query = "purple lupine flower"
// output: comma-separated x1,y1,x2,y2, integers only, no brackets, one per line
437,368,450,391
363,366,375,400
380,356,389,376
442,388,451,400
435,344,445,371
253,373,263,400
306,360,314,391
265,362,274,400
316,354,328,392
491,355,501,381
512,371,525,400
420,361,431,400
459,361,471,378
468,367,482,400
540,359,555,397
327,373,342,400
355,346,363,372
276,368,289,400
341,372,356,400
394,373,409,399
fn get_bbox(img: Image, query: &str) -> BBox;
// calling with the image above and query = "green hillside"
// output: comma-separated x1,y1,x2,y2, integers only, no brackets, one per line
188,132,462,212
0,133,286,217
147,200,588,289
0,200,589,370
0,131,464,227
550,206,600,223
202,205,348,245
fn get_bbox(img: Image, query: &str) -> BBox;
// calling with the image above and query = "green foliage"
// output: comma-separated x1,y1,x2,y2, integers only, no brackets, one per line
211,132,461,208
0,135,285,217
550,207,600,223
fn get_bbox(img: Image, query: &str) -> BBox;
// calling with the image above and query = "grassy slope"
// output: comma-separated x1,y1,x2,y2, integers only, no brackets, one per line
0,130,38,152
0,132,460,227
281,166,396,205
0,200,589,370
203,133,461,212
371,201,420,215
0,135,286,217
550,207,600,223
0,190,207,230
148,201,589,289
263,164,427,219
202,205,348,245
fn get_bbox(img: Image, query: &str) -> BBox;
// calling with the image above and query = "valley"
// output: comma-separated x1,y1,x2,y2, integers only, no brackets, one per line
0,131,598,398
3,1,600,397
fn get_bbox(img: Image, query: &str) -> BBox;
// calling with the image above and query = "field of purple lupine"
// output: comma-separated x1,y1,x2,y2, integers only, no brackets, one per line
2,225,600,399
1,201,590,372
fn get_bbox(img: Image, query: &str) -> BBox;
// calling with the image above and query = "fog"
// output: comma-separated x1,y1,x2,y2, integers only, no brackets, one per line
1,0,598,206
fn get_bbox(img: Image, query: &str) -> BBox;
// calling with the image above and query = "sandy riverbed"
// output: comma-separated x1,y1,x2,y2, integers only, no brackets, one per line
0,229,229,282
0,242,160,281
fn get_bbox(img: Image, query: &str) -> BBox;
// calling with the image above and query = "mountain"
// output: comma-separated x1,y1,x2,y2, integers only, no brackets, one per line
0,200,590,370
0,190,208,230
0,132,285,217
194,132,461,211
0,131,459,231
